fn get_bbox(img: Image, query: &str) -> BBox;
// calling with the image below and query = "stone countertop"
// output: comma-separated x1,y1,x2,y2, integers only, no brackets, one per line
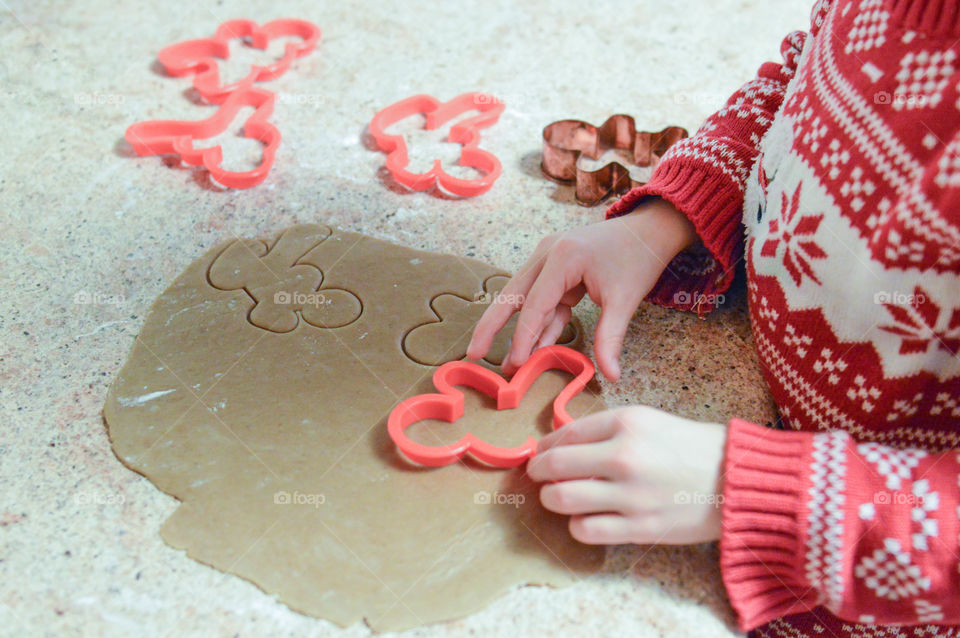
1,0,809,636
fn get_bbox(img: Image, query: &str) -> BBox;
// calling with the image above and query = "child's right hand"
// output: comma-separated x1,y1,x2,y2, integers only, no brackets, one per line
467,197,698,382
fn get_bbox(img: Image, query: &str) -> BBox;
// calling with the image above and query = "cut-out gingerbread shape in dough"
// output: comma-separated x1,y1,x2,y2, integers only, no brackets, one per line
105,224,604,631
403,274,578,366
208,224,362,332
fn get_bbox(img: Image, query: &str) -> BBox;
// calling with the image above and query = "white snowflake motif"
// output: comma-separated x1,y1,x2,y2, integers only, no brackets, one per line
857,442,927,490
813,347,848,385
934,135,960,189
844,0,889,54
910,479,939,551
820,139,851,179
930,392,960,418
886,392,923,422
893,49,957,110
854,538,931,600
760,183,827,287
839,166,877,212
847,374,881,412
915,599,944,622
784,324,813,358
879,286,960,355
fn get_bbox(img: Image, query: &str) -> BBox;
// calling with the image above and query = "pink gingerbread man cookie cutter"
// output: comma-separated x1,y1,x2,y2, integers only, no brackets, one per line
157,18,321,104
125,87,280,189
368,92,505,197
388,345,595,468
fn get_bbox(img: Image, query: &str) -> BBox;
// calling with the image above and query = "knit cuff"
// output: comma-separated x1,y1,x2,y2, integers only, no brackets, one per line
719,419,820,631
606,158,746,316
888,0,960,37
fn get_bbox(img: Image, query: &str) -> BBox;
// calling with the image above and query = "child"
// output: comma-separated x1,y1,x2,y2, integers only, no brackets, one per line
467,0,960,635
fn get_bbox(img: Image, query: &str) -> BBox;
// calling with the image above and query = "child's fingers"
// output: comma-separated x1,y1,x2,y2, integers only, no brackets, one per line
539,480,625,515
539,305,560,340
503,304,551,373
526,440,616,482
500,308,557,375
467,251,548,359
593,295,638,382
504,303,566,375
535,304,571,350
467,296,521,361
559,283,586,308
503,253,580,371
569,513,634,545
536,409,619,453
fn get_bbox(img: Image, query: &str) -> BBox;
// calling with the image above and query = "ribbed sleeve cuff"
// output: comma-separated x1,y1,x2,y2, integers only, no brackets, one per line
606,158,746,316
719,419,820,631
888,0,960,37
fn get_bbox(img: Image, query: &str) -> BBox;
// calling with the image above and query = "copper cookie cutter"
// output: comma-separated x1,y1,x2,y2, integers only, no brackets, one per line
541,115,688,206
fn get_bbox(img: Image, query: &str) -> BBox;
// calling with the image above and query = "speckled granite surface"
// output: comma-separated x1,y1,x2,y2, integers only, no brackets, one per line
1,0,810,636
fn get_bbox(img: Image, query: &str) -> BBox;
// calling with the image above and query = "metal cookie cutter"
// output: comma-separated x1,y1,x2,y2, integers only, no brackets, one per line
368,92,504,197
388,345,595,468
541,115,688,206
158,18,321,104
125,87,280,188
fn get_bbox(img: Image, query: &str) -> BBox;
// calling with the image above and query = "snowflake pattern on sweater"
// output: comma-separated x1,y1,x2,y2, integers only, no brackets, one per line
607,0,960,635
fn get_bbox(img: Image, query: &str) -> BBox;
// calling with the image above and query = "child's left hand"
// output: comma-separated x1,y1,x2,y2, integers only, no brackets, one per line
526,405,726,545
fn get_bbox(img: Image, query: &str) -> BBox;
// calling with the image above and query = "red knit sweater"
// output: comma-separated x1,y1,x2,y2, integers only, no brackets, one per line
607,0,960,635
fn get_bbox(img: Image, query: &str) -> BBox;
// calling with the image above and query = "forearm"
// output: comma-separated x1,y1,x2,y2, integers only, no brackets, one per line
618,196,700,263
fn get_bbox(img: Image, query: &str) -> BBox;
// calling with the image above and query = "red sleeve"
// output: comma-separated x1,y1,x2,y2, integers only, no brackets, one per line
605,3,830,316
720,419,960,631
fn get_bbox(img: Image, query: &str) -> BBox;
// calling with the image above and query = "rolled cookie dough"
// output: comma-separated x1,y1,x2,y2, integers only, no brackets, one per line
105,224,604,631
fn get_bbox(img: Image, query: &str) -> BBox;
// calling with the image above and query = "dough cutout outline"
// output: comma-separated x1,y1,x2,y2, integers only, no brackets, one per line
402,274,578,367
207,224,363,333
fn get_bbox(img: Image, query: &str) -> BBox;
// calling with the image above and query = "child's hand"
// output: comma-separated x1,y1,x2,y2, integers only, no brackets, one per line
466,197,696,381
526,406,725,545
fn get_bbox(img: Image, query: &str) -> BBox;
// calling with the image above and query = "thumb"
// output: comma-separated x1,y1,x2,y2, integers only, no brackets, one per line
593,296,638,382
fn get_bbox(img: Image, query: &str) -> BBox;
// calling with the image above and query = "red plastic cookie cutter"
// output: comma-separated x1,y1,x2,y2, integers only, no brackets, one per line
368,92,504,197
388,345,595,468
125,87,280,188
157,18,321,104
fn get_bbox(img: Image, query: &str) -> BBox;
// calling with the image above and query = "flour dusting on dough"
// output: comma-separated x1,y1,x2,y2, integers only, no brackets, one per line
118,389,175,407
